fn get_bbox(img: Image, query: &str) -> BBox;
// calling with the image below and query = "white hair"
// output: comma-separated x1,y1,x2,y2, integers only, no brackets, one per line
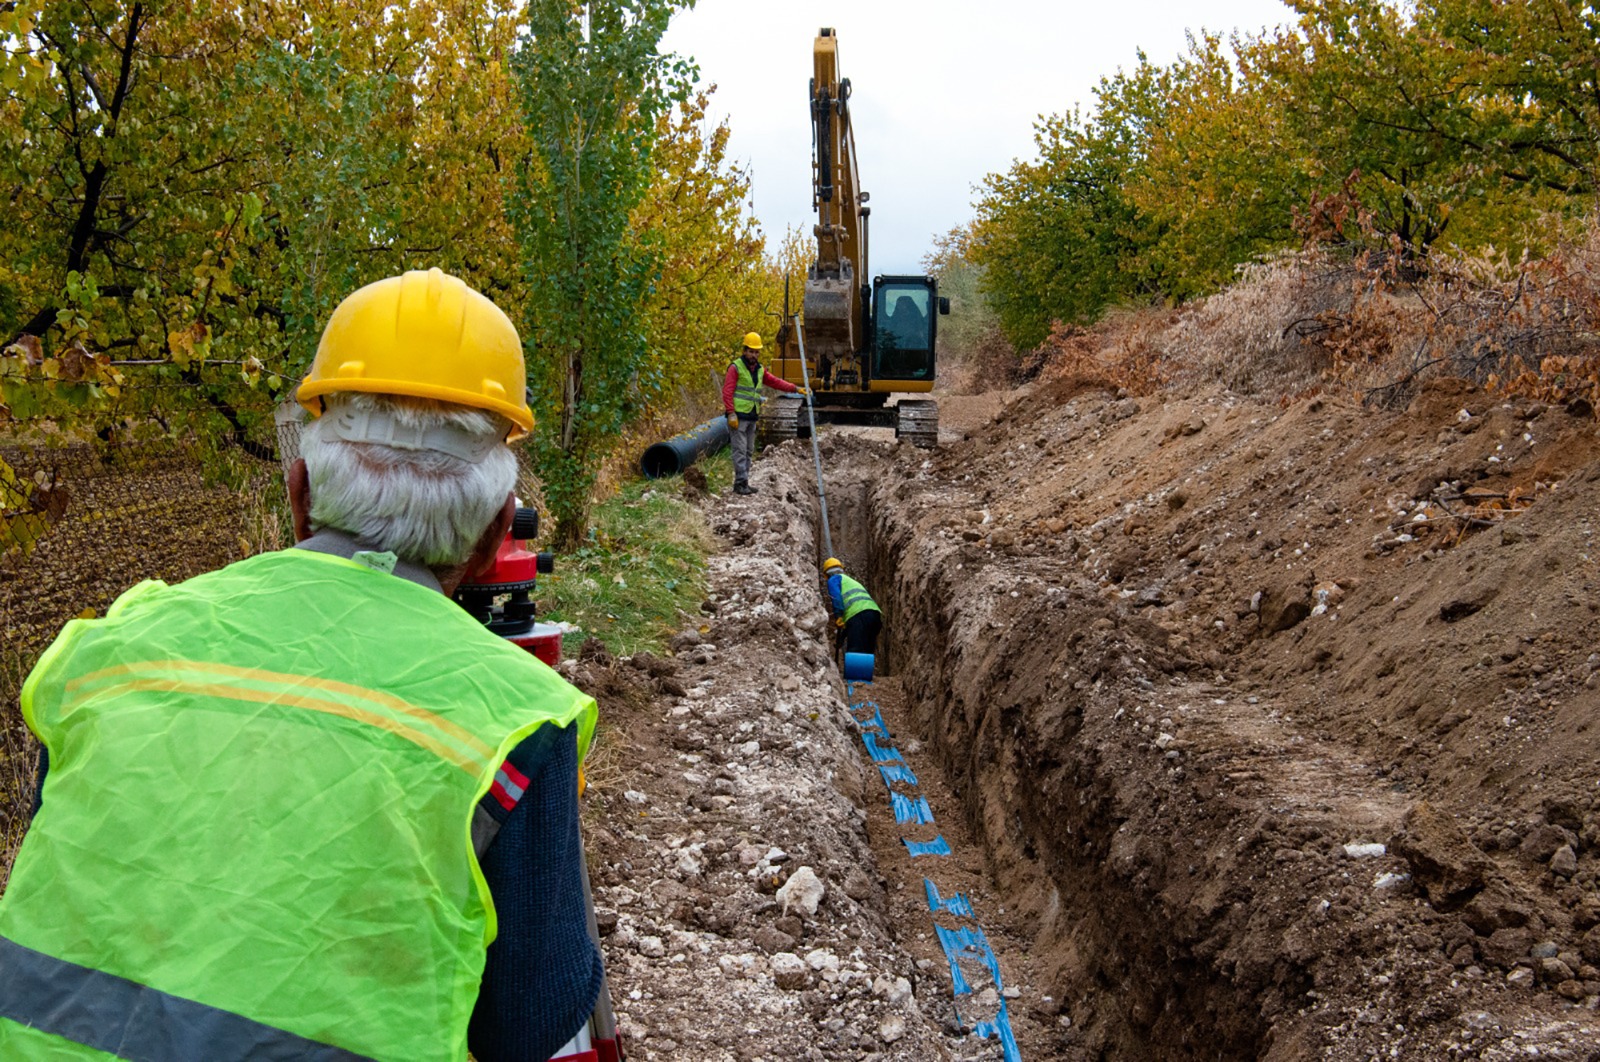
298,393,518,567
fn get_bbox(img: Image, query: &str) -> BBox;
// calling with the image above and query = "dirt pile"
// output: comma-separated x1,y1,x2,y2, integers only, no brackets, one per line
572,478,994,1061
792,380,1600,1059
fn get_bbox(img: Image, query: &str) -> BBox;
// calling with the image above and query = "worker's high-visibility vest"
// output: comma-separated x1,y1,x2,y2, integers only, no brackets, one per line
730,358,768,415
0,548,596,1062
836,573,879,622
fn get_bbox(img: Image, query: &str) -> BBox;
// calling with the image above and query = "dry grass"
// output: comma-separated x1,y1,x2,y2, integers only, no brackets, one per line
1019,216,1600,413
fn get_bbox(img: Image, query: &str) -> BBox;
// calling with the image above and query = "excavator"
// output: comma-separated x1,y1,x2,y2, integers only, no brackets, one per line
762,27,949,449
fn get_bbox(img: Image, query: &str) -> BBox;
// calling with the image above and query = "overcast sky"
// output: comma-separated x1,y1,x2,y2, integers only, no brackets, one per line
660,0,1295,275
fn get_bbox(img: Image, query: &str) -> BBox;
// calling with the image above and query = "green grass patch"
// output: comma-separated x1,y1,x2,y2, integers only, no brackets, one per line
539,460,727,656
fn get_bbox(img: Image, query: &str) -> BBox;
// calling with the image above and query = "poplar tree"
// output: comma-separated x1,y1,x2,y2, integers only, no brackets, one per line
512,0,693,546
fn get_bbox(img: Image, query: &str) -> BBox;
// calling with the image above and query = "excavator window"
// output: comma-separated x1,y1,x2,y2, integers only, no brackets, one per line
872,282,934,380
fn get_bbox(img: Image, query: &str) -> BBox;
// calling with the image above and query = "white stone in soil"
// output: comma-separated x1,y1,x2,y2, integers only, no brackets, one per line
776,866,826,918
805,948,840,972
770,951,809,989
637,935,665,958
878,1014,907,1043
1342,842,1386,859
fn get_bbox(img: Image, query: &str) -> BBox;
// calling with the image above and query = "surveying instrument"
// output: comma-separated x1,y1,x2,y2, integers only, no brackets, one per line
453,505,624,1062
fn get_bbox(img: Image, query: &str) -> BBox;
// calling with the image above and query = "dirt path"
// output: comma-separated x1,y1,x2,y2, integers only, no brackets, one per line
575,477,997,1061
575,376,1600,1060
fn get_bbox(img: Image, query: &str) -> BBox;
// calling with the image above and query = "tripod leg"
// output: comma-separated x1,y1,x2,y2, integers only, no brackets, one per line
577,836,623,1057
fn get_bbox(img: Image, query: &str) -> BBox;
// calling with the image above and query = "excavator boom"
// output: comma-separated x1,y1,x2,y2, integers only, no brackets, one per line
803,29,865,366
767,27,946,449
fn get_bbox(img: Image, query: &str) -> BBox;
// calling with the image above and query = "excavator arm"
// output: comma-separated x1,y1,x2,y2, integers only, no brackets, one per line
801,27,867,380
765,27,942,449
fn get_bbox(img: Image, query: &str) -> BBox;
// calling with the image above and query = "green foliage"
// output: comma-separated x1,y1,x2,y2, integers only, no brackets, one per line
0,1,524,452
538,469,716,656
972,101,1147,348
921,225,1003,365
511,0,695,548
972,1,1600,341
635,87,770,406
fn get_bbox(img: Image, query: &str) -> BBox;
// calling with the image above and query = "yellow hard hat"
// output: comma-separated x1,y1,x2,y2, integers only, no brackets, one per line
742,331,763,351
822,557,843,573
297,268,534,440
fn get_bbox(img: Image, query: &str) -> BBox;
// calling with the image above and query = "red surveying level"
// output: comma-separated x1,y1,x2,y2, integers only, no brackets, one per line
453,508,624,1062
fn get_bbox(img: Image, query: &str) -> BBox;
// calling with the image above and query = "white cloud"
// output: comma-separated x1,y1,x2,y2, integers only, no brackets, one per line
661,0,1293,273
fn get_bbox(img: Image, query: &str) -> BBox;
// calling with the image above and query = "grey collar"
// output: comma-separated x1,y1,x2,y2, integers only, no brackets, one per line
294,528,444,594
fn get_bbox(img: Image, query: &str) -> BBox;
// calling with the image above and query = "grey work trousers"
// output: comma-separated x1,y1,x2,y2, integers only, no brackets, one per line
730,415,758,486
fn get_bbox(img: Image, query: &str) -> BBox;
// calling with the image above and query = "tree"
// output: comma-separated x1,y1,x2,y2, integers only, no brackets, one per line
0,1,513,450
1127,33,1305,296
1255,0,1596,259
971,71,1158,346
921,224,1002,366
511,0,693,546
633,85,769,413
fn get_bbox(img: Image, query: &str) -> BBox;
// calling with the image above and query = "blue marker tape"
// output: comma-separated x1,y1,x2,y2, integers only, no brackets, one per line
902,835,951,858
878,763,919,787
859,732,903,763
890,792,935,825
924,879,975,919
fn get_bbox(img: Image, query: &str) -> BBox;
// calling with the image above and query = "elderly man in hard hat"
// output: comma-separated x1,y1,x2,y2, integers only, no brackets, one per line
0,270,602,1061
722,331,806,496
823,557,882,659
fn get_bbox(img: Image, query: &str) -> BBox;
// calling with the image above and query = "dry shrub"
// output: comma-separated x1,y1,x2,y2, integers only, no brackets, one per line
1456,226,1600,413
952,324,1027,395
1160,249,1368,397
1033,309,1180,397
1093,217,1600,412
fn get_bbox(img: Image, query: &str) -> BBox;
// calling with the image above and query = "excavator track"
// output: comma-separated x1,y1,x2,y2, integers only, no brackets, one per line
894,399,939,448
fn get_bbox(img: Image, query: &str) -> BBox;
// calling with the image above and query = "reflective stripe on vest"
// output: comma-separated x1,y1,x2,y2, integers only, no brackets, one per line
2,548,597,1061
837,574,879,622
731,358,767,414
0,935,374,1061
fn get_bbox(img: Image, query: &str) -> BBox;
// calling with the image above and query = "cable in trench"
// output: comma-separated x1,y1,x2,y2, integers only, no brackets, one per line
845,679,1023,1061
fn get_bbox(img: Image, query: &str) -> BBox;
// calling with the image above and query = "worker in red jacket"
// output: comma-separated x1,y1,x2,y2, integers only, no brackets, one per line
723,331,806,495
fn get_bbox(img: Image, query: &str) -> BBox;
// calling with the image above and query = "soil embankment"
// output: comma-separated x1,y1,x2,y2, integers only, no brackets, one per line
803,381,1600,1058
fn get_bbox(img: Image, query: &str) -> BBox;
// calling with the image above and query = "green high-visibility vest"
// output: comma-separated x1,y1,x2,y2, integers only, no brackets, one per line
0,548,596,1061
837,573,879,622
730,358,768,415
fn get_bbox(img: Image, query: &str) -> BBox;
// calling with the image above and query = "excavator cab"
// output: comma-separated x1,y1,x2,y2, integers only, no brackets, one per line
871,277,948,382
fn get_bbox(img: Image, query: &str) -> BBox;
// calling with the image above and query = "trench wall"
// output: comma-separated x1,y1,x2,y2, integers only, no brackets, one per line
837,461,1297,1060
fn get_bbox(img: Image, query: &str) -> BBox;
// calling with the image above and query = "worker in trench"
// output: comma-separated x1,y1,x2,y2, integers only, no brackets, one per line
723,330,806,495
823,556,883,660
0,269,603,1061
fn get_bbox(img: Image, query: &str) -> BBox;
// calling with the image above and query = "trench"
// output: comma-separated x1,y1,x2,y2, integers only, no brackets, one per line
795,441,1286,1061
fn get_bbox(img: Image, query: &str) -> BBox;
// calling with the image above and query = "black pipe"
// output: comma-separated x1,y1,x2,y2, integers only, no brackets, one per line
640,416,730,479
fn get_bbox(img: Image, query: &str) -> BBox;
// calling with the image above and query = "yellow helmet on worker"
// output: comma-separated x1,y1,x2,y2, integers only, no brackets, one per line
297,268,534,440
822,557,844,574
742,331,764,351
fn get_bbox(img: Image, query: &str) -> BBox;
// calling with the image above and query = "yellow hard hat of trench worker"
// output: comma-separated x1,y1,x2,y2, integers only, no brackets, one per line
823,557,843,573
742,331,763,350
297,268,535,440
